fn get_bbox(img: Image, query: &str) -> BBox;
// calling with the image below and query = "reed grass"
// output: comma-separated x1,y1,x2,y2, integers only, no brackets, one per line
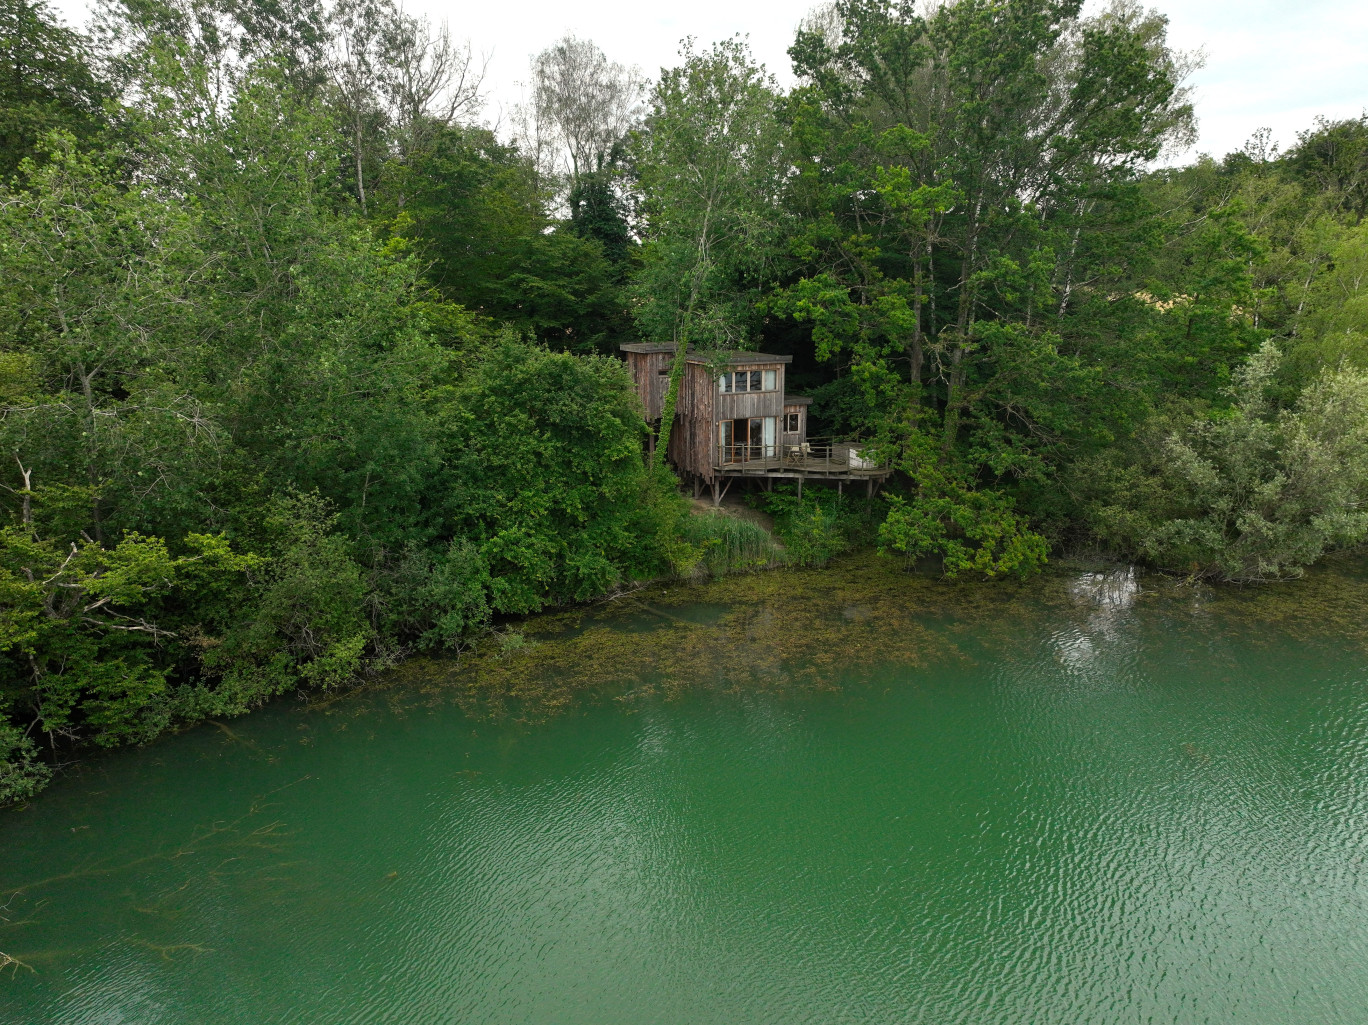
678,511,784,577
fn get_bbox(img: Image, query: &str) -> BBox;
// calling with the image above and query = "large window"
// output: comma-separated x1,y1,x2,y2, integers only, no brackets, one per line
718,369,778,394
718,417,778,463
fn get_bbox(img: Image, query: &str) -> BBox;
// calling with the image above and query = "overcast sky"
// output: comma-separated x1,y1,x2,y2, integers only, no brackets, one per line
48,0,1368,163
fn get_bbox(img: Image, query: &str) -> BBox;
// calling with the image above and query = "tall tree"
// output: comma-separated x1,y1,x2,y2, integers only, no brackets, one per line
0,0,109,177
632,37,788,467
524,34,642,186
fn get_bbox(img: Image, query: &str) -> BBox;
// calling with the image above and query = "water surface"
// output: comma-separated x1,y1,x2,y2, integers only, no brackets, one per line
3,557,1368,1024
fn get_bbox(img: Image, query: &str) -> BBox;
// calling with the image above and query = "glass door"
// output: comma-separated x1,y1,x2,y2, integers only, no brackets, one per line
747,418,762,460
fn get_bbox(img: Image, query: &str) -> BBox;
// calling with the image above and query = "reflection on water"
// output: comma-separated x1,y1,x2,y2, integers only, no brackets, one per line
1068,564,1139,611
4,555,1368,1024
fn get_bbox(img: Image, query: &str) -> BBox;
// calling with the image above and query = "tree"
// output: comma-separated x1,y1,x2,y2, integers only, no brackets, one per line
785,0,1197,446
0,0,109,177
519,36,640,272
443,341,674,613
1083,342,1368,580
389,123,632,353
524,34,642,189
632,37,788,466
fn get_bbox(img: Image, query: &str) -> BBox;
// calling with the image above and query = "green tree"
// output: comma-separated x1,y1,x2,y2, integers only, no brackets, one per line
1083,342,1368,580
0,0,109,177
443,340,674,613
632,37,789,466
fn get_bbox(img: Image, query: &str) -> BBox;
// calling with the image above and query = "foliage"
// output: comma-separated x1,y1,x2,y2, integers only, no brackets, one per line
878,488,1049,580
4,0,1368,800
0,0,109,178
750,486,883,568
0,714,48,803
1083,343,1368,581
444,341,672,612
0,525,259,745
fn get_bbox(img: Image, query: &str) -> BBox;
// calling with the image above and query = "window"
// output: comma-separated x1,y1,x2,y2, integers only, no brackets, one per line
784,412,800,433
657,368,670,376
718,369,779,394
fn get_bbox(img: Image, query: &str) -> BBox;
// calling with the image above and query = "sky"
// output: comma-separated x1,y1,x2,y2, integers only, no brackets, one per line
48,0,1368,164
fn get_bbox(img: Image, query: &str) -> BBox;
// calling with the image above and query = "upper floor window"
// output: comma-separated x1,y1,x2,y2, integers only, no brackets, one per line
719,369,778,394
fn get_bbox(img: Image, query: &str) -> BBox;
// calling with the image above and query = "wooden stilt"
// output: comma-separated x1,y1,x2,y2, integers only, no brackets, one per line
715,476,734,506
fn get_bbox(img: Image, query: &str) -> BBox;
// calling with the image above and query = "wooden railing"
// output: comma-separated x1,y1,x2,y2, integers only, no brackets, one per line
714,436,885,473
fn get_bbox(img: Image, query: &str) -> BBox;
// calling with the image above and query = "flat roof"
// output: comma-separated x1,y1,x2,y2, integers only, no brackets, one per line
620,342,792,365
784,395,813,405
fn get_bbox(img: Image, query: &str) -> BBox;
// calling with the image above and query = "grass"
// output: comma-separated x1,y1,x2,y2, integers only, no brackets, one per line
677,509,785,577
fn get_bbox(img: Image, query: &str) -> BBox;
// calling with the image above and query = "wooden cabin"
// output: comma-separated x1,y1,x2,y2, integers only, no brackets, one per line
621,343,889,502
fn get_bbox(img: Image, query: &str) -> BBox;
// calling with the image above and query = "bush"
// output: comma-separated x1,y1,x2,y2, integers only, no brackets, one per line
878,488,1049,580
0,716,50,804
445,341,678,611
202,493,372,710
750,487,873,568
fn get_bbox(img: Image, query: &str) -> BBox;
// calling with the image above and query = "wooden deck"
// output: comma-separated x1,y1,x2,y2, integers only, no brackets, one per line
713,440,890,480
700,439,891,504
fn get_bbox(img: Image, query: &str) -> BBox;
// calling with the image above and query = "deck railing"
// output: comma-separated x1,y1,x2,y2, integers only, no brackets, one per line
714,436,885,474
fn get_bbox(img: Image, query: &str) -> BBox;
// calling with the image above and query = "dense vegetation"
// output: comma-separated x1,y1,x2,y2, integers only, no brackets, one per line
2,0,1367,800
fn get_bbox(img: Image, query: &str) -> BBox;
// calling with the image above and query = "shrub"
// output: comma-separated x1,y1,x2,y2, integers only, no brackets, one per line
878,488,1048,580
0,716,50,805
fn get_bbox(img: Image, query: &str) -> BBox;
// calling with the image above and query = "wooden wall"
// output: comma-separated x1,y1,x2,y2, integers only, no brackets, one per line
715,364,786,423
782,401,808,446
638,355,795,481
667,361,717,479
624,349,674,421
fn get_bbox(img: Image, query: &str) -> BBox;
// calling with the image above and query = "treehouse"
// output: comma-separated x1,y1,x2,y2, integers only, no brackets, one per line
621,343,891,504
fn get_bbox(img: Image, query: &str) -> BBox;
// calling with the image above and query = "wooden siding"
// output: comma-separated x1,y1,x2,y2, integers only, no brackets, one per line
782,401,807,446
666,361,718,479
625,346,793,482
714,363,786,422
624,349,674,421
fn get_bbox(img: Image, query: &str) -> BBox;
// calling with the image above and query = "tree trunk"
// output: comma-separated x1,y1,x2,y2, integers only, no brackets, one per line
942,198,981,453
354,121,367,216
76,361,103,543
908,249,926,401
651,335,691,472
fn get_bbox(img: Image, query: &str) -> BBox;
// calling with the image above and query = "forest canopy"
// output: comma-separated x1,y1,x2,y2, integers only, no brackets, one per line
3,0,1368,800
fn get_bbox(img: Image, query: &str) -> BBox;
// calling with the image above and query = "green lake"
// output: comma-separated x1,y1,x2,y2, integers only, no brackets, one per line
3,555,1368,1024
